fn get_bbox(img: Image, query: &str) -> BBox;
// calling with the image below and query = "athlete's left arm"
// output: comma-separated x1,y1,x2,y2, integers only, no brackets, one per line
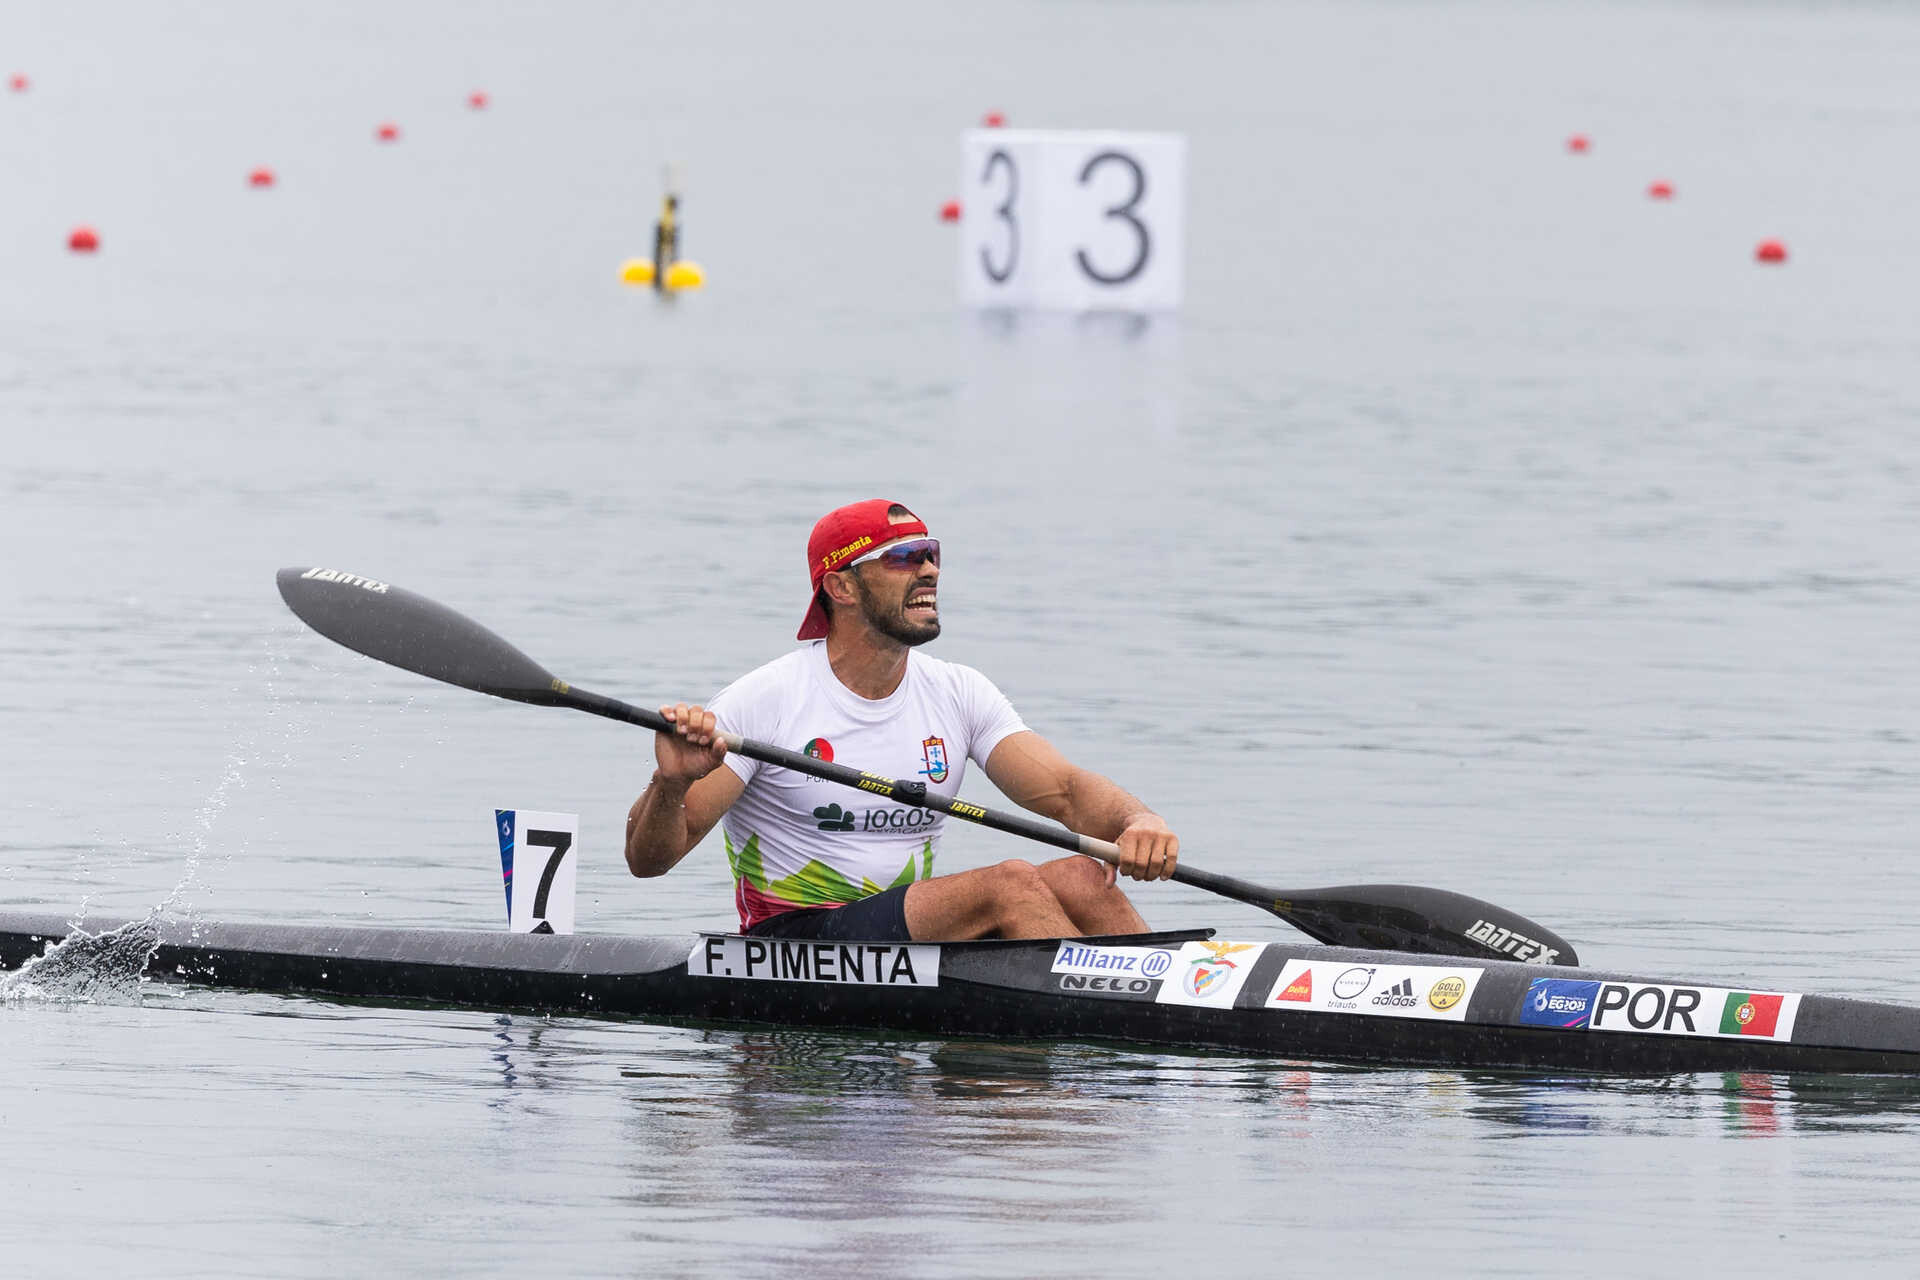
981,730,1178,882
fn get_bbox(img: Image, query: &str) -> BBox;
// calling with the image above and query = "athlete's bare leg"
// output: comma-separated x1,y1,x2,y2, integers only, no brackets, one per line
1037,855,1149,935
903,860,1079,941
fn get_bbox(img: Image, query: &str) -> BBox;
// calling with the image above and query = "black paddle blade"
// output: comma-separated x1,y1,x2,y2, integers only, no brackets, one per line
1275,884,1579,967
276,567,567,705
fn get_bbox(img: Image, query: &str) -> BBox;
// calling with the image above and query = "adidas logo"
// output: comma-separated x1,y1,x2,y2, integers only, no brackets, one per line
1371,977,1418,1009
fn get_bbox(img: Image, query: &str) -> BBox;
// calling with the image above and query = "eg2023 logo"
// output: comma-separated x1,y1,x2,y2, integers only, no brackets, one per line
1519,979,1798,1041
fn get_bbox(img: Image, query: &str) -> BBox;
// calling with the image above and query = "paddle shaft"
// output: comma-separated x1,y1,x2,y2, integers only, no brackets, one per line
566,686,1232,890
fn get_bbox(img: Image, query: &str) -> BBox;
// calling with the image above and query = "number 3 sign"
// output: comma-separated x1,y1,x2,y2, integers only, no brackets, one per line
958,130,1186,312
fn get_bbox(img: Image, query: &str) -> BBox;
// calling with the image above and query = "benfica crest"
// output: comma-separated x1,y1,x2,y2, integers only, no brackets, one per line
1183,941,1258,999
919,736,950,784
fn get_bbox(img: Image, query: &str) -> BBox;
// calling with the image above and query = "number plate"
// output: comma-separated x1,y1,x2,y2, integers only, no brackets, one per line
957,129,1186,312
496,808,579,935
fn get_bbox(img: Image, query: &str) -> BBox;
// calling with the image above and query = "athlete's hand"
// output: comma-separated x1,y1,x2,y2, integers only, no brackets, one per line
655,703,729,782
1114,814,1179,882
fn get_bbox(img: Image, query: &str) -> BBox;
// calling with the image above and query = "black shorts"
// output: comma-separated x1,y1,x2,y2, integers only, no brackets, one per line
745,884,913,943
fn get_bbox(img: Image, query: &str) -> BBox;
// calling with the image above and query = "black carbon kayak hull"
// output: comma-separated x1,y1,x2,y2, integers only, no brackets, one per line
3,911,1915,1076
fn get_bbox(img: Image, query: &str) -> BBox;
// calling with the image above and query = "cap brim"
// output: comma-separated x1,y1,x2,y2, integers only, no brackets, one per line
796,592,830,640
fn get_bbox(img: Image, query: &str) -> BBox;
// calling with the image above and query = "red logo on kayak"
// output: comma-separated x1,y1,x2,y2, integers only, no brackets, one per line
1277,970,1313,1002
1182,942,1257,999
803,738,834,762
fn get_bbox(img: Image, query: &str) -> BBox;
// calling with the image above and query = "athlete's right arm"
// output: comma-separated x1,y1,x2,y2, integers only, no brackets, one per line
624,703,746,877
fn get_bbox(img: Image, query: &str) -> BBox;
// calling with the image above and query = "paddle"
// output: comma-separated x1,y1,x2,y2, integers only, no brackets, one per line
276,566,1580,965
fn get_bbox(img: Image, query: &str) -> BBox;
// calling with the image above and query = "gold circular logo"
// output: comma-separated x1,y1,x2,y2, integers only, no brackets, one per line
1427,976,1467,1011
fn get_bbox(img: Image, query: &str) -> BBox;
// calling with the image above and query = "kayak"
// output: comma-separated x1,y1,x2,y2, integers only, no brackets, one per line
3,910,1914,1076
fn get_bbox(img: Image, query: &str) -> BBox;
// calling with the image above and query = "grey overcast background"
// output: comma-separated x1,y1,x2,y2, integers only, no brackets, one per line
4,1,1919,1275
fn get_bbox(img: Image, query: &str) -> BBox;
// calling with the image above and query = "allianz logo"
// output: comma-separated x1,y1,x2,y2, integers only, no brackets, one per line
1054,944,1174,978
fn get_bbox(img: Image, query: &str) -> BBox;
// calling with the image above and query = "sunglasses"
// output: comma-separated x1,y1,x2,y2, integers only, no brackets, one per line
844,537,941,572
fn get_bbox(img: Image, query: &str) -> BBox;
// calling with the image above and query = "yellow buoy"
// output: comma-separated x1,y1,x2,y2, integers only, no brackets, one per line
664,260,705,290
618,257,656,286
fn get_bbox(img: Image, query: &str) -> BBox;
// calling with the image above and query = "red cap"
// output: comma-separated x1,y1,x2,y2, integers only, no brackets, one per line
798,499,929,639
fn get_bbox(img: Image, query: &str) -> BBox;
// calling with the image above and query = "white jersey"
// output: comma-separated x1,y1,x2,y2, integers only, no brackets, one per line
707,642,1028,930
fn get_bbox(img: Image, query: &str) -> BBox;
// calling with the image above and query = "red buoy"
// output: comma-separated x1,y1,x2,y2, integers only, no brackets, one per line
248,167,276,188
468,91,489,110
1567,134,1590,154
939,199,961,223
1755,239,1788,264
7,73,26,93
1648,179,1674,200
983,110,1006,128
68,226,99,253
376,122,400,142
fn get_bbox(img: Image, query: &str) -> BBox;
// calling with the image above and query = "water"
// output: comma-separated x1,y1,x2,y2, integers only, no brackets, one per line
6,0,1920,1272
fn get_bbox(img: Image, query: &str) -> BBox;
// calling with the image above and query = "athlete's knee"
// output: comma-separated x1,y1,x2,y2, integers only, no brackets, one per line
989,859,1063,914
990,858,1047,892
1051,854,1116,895
981,859,1065,932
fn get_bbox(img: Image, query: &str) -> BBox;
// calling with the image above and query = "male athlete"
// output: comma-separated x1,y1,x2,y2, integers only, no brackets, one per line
625,499,1181,942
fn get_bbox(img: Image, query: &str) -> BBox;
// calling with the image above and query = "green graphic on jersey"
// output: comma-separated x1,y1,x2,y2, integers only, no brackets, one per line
726,832,935,906
727,831,766,888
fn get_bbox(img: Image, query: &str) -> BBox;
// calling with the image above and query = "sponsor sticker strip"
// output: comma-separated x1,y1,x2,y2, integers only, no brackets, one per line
1051,941,1179,999
1264,959,1484,1022
1156,941,1268,1008
688,935,939,987
1517,978,1801,1042
1047,940,1272,1008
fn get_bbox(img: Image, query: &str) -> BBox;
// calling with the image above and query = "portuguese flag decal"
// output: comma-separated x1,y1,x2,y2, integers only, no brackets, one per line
1720,992,1785,1037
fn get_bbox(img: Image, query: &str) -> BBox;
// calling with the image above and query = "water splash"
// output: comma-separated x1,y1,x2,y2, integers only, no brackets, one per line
3,743,252,1005
1,642,319,1006
1,914,160,1003
158,747,249,918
